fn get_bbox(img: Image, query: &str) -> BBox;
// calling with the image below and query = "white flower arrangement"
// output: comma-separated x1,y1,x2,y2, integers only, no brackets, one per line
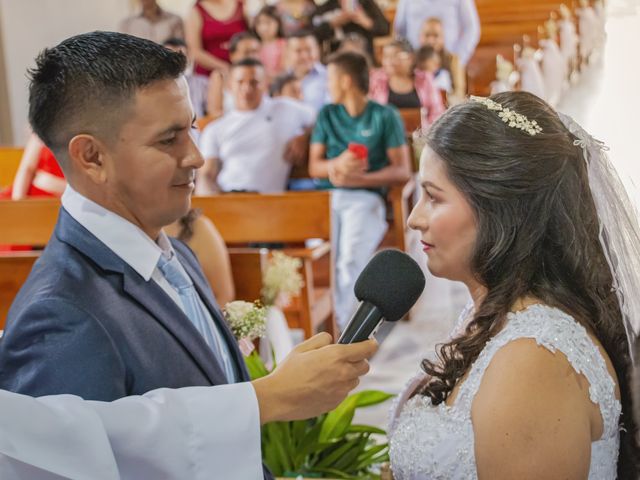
223,300,267,341
470,95,543,136
261,251,304,306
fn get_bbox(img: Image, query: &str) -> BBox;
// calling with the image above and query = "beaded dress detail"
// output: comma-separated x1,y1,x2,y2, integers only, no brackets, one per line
389,304,621,479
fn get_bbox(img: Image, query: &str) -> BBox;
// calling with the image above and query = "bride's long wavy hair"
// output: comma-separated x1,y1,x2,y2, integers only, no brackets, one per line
418,91,639,476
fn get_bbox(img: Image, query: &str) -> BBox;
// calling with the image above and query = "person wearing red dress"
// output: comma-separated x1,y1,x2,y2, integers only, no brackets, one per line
0,134,66,251
186,0,248,78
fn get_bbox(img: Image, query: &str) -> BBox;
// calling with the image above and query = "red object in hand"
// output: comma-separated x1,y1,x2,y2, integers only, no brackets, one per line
348,142,368,167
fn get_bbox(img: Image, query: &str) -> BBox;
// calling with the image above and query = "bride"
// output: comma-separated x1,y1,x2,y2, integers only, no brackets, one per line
388,91,640,479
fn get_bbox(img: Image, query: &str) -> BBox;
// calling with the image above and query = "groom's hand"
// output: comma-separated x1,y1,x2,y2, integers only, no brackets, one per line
252,332,378,425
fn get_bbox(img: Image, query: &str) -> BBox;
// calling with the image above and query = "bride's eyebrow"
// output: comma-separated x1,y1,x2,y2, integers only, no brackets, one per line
421,181,444,192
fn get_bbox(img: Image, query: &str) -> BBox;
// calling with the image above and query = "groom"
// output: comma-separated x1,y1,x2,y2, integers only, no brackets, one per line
0,32,377,478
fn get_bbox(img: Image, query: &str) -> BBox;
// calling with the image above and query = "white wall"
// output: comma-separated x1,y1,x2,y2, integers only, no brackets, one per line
0,0,152,144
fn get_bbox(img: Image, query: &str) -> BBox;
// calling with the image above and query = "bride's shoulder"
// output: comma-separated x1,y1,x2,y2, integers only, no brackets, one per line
469,331,597,478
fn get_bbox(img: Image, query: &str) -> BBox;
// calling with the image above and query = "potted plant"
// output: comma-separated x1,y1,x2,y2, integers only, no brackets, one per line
223,297,393,479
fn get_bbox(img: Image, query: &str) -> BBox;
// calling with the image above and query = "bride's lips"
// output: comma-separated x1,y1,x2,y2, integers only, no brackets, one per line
421,241,434,252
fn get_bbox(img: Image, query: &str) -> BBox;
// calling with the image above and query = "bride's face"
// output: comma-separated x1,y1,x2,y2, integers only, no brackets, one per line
408,146,477,283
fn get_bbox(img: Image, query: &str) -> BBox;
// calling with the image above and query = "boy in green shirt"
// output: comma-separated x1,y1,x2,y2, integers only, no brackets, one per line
309,51,411,329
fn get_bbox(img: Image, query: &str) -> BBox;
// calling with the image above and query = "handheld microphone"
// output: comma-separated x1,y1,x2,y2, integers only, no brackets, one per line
338,249,426,344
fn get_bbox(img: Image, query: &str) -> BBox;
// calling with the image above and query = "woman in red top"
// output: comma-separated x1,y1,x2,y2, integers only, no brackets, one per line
0,134,66,251
1,134,65,200
186,0,248,77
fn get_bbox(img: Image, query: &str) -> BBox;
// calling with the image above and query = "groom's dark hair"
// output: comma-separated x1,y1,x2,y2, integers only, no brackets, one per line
27,31,186,171
417,90,639,476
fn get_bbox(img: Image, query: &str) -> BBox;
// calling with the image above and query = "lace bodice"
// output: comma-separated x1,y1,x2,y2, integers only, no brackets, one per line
389,304,621,479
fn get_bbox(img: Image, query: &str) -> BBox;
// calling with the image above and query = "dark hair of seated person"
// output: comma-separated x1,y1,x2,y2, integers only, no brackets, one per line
416,45,439,66
288,29,316,40
27,31,186,170
231,57,264,69
175,208,201,243
326,51,370,94
163,37,187,49
229,31,261,54
269,72,298,97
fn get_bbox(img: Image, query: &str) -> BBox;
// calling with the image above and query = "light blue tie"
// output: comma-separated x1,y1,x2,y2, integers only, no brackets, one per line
157,253,235,382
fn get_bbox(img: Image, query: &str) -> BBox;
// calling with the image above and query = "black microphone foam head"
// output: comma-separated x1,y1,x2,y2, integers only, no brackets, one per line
354,249,426,322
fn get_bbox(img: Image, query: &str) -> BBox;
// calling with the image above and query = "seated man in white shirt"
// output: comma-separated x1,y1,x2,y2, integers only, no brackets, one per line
197,58,315,194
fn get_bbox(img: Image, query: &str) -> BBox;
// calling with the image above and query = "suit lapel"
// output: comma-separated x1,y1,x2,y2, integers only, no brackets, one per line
176,248,250,382
56,208,228,385
121,268,229,385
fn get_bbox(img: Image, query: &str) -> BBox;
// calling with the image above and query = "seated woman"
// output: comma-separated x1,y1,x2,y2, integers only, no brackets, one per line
1,133,66,200
185,0,248,79
164,209,235,307
419,17,466,104
369,39,445,130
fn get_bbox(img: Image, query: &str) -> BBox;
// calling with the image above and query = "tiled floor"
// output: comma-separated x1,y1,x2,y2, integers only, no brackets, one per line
354,0,640,430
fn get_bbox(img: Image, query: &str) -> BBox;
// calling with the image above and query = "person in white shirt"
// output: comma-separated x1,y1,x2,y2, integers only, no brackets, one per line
197,58,315,194
119,0,184,44
0,31,376,479
393,0,480,66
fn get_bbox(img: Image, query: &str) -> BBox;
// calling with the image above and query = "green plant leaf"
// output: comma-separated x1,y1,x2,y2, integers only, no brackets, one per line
291,419,309,447
265,423,293,473
244,351,269,379
319,394,358,442
353,443,389,471
293,418,325,465
332,434,370,472
347,424,387,435
314,437,362,469
351,390,395,408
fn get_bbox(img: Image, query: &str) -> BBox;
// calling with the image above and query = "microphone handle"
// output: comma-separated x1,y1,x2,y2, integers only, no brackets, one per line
338,301,384,344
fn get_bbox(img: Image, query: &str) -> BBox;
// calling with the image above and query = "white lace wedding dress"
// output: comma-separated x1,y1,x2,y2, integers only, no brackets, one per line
388,304,621,479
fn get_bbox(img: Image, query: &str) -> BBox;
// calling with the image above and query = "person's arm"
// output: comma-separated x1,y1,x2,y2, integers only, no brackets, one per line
0,334,377,479
454,0,481,66
189,215,235,306
195,123,223,195
0,384,263,480
206,70,226,118
355,0,389,37
472,339,595,479
450,53,467,98
393,0,408,40
310,1,341,43
11,134,44,200
185,7,231,74
195,157,222,195
328,144,411,188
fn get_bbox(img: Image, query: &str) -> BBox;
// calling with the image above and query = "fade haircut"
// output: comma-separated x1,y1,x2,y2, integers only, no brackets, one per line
327,51,370,94
28,31,186,169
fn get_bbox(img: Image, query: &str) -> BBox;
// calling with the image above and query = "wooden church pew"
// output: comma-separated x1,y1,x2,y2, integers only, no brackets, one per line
0,192,336,338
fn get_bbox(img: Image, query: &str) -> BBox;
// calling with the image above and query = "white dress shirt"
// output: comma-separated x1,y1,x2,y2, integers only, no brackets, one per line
394,0,481,65
199,96,315,193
